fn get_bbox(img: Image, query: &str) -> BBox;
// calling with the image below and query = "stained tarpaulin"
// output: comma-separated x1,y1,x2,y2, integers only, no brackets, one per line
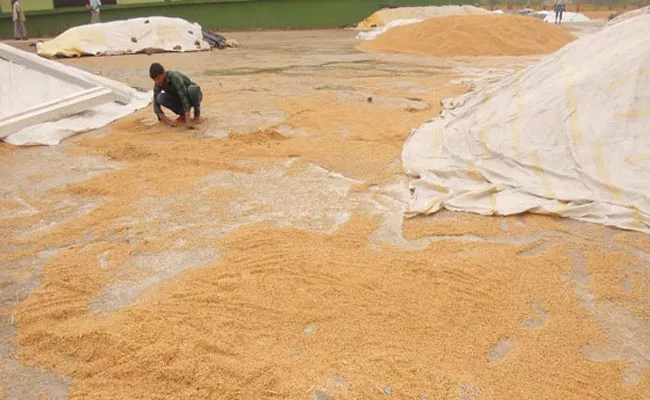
36,17,211,58
402,15,650,233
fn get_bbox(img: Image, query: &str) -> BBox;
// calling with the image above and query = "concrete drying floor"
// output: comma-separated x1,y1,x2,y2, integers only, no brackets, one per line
1,27,649,399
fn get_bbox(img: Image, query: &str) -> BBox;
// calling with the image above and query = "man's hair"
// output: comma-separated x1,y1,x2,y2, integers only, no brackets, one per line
149,62,165,79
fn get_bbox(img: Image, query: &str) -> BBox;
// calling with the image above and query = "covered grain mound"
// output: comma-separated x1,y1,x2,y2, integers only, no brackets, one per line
403,14,650,232
354,5,489,30
358,14,576,57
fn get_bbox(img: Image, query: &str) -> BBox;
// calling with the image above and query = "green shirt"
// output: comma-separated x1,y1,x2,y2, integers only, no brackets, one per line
153,70,197,116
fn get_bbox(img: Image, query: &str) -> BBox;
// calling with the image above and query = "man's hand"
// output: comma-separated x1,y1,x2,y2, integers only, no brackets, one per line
158,114,174,126
182,112,194,129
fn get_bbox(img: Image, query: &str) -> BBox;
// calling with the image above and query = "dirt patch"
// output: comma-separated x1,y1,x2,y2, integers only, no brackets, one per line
358,14,576,56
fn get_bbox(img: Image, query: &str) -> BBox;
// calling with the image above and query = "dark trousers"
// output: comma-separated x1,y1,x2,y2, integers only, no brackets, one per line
554,5,565,23
14,20,27,40
157,85,203,117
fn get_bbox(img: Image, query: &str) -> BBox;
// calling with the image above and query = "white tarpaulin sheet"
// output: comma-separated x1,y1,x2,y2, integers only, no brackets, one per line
356,18,422,40
36,17,210,58
536,11,590,23
402,15,650,233
3,95,150,146
0,59,83,118
608,6,650,26
0,43,150,146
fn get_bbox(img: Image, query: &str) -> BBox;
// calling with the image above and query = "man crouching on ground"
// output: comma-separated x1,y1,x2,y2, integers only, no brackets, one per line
149,62,203,127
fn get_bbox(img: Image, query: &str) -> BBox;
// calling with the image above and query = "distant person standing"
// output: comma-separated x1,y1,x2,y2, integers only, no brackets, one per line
85,0,101,24
554,0,566,24
12,0,27,40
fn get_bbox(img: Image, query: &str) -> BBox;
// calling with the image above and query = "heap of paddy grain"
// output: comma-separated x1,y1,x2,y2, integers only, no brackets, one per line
358,14,576,57
354,5,489,30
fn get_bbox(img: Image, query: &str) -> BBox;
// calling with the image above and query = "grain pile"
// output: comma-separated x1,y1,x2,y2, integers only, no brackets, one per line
359,14,576,56
13,211,650,399
354,5,489,30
